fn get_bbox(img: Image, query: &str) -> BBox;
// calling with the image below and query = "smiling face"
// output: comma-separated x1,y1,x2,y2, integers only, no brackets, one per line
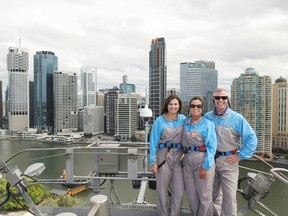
213,90,229,114
167,98,180,115
189,99,203,118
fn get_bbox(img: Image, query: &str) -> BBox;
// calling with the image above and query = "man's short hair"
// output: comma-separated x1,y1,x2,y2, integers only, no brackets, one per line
213,88,227,96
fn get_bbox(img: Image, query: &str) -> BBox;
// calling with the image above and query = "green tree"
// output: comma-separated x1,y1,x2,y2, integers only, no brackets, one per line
0,178,47,210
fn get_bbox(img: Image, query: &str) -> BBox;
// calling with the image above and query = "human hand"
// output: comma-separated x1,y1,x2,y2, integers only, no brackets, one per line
199,168,207,180
227,154,240,164
150,164,158,174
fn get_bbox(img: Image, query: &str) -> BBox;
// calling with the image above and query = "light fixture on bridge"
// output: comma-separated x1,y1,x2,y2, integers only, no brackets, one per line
24,162,46,177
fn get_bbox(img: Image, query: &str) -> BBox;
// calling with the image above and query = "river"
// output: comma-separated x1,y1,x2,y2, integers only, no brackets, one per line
0,139,287,216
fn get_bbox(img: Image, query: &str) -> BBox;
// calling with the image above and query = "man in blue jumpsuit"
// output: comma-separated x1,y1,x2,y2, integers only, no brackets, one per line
204,88,257,216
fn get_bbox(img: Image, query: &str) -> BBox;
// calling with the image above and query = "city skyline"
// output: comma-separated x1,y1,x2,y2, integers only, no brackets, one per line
0,0,287,96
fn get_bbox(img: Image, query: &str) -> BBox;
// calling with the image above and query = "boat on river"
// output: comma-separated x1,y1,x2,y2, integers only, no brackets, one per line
0,141,288,216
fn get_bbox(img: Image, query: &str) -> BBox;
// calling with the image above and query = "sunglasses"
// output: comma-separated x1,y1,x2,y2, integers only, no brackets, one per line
189,104,203,109
214,96,228,100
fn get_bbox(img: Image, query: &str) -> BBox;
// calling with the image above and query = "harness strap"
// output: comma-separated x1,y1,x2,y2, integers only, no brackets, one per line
158,143,183,149
185,145,206,152
216,149,238,157
157,142,183,169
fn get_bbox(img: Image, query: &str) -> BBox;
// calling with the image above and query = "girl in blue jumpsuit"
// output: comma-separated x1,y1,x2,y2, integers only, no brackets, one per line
182,96,217,216
149,94,186,216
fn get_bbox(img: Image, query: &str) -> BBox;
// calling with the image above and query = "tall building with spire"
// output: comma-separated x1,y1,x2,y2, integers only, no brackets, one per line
34,51,58,131
149,37,167,121
7,47,29,133
80,66,97,108
180,60,218,114
272,76,288,151
231,68,272,156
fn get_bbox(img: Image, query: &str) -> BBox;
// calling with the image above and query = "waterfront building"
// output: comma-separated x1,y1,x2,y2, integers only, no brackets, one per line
53,71,78,133
149,37,167,122
180,60,218,114
115,94,138,140
34,51,58,131
29,81,34,128
80,66,97,108
7,47,29,133
84,105,104,135
119,75,136,94
272,76,288,151
231,68,272,156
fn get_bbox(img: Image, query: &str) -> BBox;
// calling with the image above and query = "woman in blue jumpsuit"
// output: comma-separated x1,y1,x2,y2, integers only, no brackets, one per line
149,94,186,216
182,96,217,216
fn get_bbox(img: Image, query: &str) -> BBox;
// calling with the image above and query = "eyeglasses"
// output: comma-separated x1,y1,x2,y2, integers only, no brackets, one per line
189,104,203,109
214,96,228,100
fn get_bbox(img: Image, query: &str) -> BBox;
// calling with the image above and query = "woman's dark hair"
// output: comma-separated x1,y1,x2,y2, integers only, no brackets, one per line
188,96,204,116
161,94,183,115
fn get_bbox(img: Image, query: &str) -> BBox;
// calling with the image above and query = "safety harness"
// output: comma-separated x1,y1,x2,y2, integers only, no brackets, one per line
157,142,183,169
215,149,238,158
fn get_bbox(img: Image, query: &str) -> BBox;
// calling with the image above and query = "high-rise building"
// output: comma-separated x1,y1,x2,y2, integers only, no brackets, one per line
104,87,123,134
167,88,180,96
180,60,218,114
231,68,272,156
115,94,139,140
29,81,34,128
119,75,136,94
53,71,78,133
149,37,167,121
84,105,104,135
272,76,288,151
7,47,29,133
34,51,58,131
80,66,97,108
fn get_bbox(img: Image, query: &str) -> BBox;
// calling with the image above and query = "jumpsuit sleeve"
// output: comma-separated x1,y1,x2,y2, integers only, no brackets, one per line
202,122,217,170
237,117,258,160
149,119,162,165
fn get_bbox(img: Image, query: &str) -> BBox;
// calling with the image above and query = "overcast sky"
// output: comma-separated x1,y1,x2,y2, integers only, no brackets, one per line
0,0,287,96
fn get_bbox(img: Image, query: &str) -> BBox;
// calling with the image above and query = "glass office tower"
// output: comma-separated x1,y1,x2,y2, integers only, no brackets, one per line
34,51,58,131
149,37,167,121
180,60,218,114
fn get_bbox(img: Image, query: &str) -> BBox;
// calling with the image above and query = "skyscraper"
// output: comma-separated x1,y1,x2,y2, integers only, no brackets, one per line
180,60,218,114
115,94,138,140
149,37,167,121
7,47,29,133
53,71,78,133
104,87,123,134
34,51,58,131
119,75,136,94
272,76,288,151
80,66,97,108
231,68,272,156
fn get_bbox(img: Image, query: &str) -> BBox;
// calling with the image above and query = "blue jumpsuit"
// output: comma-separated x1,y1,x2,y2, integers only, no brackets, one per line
204,107,257,216
182,116,217,216
149,114,186,216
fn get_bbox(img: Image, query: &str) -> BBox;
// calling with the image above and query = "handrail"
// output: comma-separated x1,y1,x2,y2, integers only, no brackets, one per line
270,168,288,185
